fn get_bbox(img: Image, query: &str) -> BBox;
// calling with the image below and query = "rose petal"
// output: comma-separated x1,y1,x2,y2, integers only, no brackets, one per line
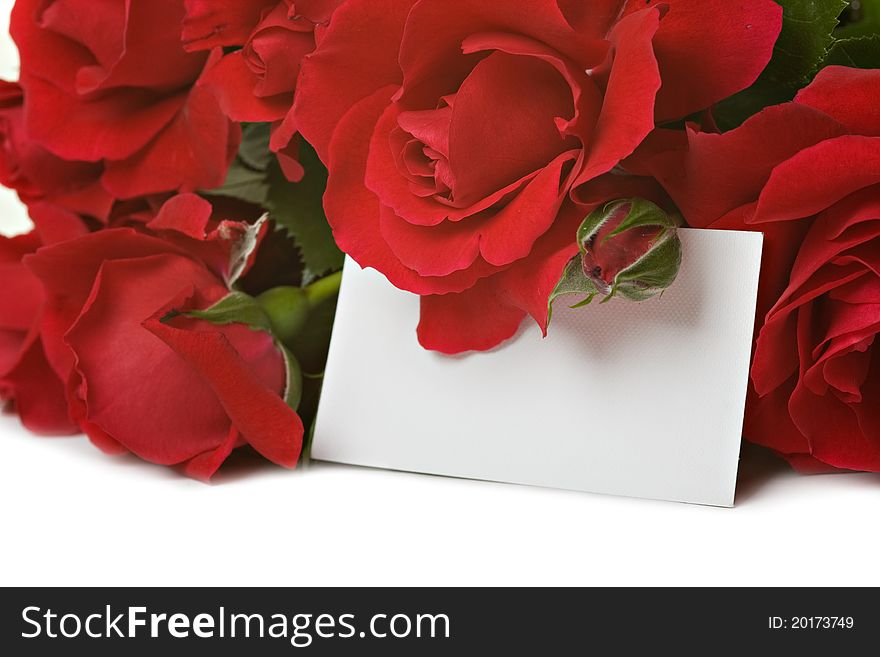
25,229,193,383
200,50,292,123
145,306,302,473
326,87,500,295
23,74,184,162
417,276,527,354
65,255,233,464
446,50,574,204
102,84,239,198
10,0,94,94
623,0,783,121
1,334,76,435
184,427,243,481
557,0,626,37
498,200,585,332
754,135,880,224
461,31,602,142
0,235,44,331
378,151,576,275
742,382,812,456
753,262,866,395
293,0,415,161
182,0,277,51
573,7,661,186
790,371,880,472
69,0,206,93
816,339,873,401
796,66,880,137
398,0,607,110
366,101,544,227
646,104,846,229
147,193,215,239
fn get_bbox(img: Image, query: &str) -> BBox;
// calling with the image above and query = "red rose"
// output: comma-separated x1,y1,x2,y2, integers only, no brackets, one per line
10,0,240,202
641,66,880,473
182,0,279,50
25,195,303,479
292,0,781,353
0,227,79,435
187,0,344,180
0,80,113,224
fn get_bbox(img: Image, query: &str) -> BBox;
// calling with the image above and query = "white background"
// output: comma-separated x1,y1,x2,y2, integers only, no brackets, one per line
1,0,879,587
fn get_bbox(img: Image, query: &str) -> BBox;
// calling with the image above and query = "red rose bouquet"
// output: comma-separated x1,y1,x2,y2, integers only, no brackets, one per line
1,0,345,478
1,0,879,478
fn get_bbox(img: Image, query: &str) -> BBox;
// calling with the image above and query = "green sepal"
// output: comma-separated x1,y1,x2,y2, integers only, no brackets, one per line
610,229,682,302
280,345,303,412
186,291,273,333
576,209,609,249
605,198,678,239
548,254,600,323
186,291,304,413
202,123,272,206
577,198,678,251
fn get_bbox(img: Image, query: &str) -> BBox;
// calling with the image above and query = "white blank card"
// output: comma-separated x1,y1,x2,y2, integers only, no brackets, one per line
313,229,763,506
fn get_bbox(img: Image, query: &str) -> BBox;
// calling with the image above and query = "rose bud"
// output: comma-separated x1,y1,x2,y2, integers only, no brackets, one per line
577,199,682,302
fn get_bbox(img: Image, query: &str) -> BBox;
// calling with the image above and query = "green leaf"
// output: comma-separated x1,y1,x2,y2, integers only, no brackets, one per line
265,142,344,282
764,0,848,86
237,123,272,171
714,0,847,130
713,81,796,132
836,0,880,38
187,292,273,333
826,33,880,66
204,159,270,206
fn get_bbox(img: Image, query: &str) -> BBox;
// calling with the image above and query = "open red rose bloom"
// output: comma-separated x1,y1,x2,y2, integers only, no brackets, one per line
640,66,880,473
185,0,344,181
294,0,781,353
9,0,239,207
15,198,304,480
